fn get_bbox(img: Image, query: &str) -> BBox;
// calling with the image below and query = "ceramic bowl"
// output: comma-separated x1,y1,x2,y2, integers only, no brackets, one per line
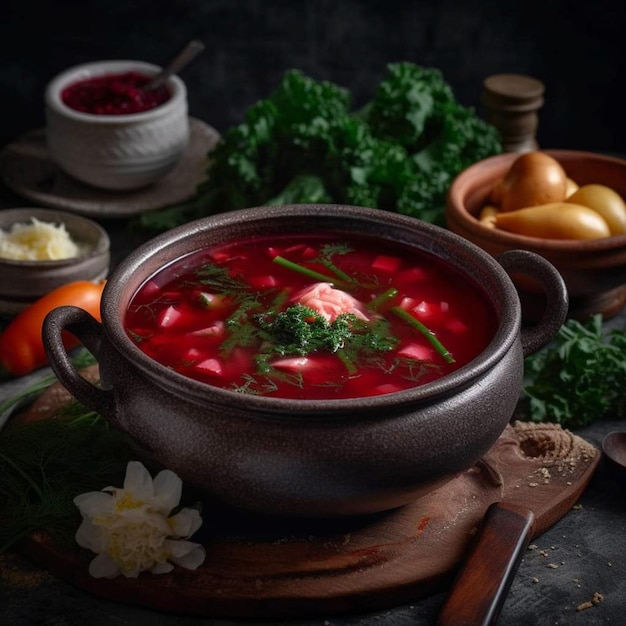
445,150,626,320
44,60,189,191
0,208,109,315
42,204,567,517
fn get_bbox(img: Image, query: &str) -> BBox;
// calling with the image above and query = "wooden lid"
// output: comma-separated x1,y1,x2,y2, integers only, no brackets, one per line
482,74,545,112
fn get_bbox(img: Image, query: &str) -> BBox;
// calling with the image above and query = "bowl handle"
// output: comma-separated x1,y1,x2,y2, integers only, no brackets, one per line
42,305,115,418
497,249,568,357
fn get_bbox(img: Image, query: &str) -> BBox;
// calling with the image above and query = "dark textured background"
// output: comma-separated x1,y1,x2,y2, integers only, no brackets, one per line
1,0,624,153
0,4,625,623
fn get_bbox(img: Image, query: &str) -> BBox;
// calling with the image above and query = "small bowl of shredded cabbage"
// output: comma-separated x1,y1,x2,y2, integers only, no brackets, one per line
0,207,109,315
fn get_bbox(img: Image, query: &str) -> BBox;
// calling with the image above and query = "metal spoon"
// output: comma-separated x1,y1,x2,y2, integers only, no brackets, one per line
602,431,626,479
144,39,205,91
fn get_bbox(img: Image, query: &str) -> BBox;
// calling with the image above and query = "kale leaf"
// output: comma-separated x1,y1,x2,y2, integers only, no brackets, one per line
521,315,626,428
138,63,501,231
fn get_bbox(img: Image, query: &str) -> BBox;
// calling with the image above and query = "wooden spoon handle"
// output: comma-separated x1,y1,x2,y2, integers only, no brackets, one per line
436,501,536,626
144,40,205,91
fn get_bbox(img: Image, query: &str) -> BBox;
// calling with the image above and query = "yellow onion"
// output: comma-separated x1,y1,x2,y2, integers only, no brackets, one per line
566,184,626,235
492,152,568,212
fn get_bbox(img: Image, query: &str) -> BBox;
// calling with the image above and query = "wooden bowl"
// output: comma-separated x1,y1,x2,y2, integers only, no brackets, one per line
445,150,626,320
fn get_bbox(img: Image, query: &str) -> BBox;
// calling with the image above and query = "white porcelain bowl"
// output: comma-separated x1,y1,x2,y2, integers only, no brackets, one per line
44,60,189,191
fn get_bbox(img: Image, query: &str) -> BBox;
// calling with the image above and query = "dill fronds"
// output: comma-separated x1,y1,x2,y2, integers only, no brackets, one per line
0,404,132,553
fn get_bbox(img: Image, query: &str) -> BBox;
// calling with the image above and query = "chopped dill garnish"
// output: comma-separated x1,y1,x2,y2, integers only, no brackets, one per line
319,242,352,258
193,263,251,295
126,329,150,343
317,243,355,285
221,320,258,356
253,305,398,376
347,318,399,354
221,299,264,355
393,356,442,382
255,304,353,356
229,373,282,395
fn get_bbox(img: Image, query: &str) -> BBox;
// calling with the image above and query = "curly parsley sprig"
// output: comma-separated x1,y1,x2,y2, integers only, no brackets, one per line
521,315,626,427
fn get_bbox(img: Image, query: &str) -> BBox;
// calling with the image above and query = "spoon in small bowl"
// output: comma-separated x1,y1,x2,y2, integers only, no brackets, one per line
602,431,626,481
144,39,205,91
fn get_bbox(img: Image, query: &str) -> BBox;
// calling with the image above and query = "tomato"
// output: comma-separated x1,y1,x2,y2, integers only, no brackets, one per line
494,203,611,240
566,184,626,236
0,280,105,377
492,152,568,212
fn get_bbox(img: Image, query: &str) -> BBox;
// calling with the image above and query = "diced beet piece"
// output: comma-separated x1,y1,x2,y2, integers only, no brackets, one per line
161,290,184,300
139,280,161,299
183,347,203,361
209,250,236,263
285,244,308,254
157,305,183,328
271,356,310,372
195,358,223,376
398,296,417,310
446,317,469,334
372,383,403,396
395,267,429,285
372,254,401,273
188,321,225,338
398,342,435,361
248,274,278,289
412,300,448,321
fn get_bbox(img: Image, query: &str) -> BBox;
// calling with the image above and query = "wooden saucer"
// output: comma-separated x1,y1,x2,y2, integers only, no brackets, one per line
15,399,599,620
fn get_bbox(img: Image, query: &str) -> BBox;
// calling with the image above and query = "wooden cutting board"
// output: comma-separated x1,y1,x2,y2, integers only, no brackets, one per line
14,376,600,619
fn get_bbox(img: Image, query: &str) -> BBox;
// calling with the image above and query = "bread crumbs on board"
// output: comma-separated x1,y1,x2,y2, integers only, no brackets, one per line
576,592,604,611
0,553,54,589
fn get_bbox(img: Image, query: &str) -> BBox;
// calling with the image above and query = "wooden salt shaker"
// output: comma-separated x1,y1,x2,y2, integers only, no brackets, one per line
481,74,545,153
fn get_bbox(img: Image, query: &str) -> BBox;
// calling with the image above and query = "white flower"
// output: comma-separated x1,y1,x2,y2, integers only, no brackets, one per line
73,461,206,579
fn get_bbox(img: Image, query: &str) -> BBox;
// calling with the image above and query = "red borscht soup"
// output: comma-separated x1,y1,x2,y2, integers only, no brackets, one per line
125,234,496,400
